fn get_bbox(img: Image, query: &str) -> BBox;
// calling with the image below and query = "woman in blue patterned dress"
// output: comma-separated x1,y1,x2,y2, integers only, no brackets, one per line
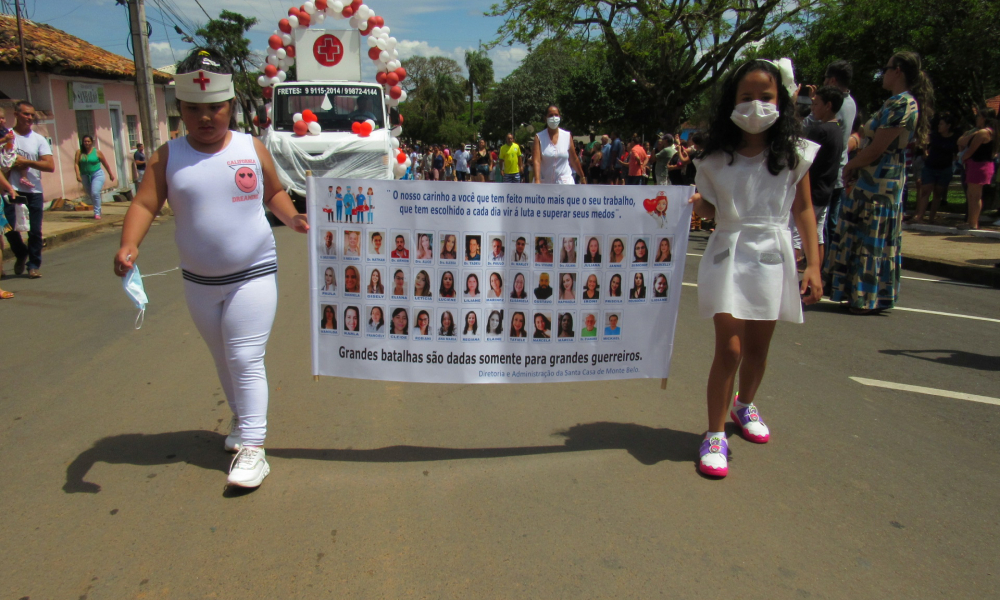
826,52,933,314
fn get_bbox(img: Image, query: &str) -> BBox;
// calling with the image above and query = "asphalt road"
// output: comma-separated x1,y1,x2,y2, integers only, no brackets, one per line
1,221,997,599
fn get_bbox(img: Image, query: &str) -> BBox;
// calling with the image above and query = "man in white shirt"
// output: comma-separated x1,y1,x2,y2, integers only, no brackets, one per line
455,145,471,181
4,101,54,278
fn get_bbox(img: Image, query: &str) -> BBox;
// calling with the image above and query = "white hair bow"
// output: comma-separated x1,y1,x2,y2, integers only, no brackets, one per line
764,58,798,99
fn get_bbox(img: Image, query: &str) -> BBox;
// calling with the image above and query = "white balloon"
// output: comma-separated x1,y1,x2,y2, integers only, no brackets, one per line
349,16,361,29
356,6,370,20
390,49,399,60
257,75,268,87
284,56,295,68
293,113,303,123
376,38,387,50
267,45,278,56
313,12,325,24
370,27,382,38
387,59,401,71
367,35,378,48
398,89,408,102
266,54,279,66
288,15,299,28
391,126,403,138
390,137,400,149
364,119,376,128
281,33,292,46
277,70,287,82
387,37,397,49
330,0,344,11
379,50,390,62
404,157,411,167
385,97,398,107
378,31,389,42
276,48,286,60
270,75,282,86
308,121,322,135
381,26,390,36
302,2,316,15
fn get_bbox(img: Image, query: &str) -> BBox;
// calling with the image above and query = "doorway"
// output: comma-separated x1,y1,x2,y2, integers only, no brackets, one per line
108,103,127,192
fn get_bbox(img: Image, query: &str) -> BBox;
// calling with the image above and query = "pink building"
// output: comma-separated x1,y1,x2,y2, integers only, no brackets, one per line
0,15,171,202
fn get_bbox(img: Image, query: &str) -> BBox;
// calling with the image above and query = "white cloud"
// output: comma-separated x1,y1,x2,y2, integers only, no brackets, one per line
392,40,528,79
149,41,181,70
488,46,528,79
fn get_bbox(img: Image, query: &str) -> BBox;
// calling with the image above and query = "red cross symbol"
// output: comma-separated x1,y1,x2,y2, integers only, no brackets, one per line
192,71,211,91
313,34,344,67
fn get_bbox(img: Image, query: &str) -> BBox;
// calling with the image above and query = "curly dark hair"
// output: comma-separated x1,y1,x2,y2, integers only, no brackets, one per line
703,59,801,176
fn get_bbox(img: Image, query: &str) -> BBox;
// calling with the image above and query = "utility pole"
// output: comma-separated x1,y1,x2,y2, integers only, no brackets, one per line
127,0,160,150
14,0,32,103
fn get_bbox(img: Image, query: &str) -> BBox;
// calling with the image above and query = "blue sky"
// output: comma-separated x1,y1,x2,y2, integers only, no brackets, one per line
17,0,528,78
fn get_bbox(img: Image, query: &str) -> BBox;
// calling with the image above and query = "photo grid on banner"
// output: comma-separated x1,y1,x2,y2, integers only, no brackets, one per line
308,179,692,384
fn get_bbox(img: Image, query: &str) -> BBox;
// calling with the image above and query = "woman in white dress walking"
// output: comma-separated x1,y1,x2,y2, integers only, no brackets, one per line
532,105,587,185
688,59,823,479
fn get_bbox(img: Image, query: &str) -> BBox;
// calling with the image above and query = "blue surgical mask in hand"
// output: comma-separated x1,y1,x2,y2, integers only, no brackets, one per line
122,264,148,329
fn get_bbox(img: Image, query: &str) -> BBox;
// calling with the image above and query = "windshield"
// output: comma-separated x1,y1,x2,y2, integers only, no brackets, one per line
274,84,384,133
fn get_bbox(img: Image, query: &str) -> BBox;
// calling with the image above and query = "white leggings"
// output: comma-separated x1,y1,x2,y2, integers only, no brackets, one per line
184,273,277,446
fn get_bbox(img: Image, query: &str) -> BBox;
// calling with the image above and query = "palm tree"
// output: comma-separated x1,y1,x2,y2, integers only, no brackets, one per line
465,49,494,126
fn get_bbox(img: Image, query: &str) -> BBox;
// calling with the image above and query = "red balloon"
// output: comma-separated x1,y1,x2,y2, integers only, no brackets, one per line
262,87,273,99
368,47,381,60
398,114,404,124
388,86,402,99
375,71,387,84
268,35,283,50
350,0,362,9
315,0,328,9
396,151,406,164
367,17,379,31
341,6,354,17
293,120,309,136
351,122,361,134
264,64,278,78
298,11,311,27
642,198,656,212
285,45,296,58
278,19,292,34
386,72,399,86
395,67,407,81
373,16,384,27
360,122,373,136
288,6,301,17
302,109,317,122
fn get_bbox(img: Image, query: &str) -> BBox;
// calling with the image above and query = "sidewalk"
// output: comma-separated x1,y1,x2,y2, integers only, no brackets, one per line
1,199,172,263
900,213,1000,287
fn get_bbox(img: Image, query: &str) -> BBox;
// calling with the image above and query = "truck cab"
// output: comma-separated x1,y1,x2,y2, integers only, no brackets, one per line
260,29,395,205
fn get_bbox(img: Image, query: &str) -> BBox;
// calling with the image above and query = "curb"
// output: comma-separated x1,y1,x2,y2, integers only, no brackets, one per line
901,255,1000,288
2,204,173,262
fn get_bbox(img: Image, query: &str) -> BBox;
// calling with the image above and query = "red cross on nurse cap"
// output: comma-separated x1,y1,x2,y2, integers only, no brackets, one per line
175,60,235,103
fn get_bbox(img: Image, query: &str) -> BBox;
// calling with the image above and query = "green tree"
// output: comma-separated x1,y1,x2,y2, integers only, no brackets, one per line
488,0,819,130
768,0,1000,121
465,48,494,126
196,10,262,133
397,56,473,145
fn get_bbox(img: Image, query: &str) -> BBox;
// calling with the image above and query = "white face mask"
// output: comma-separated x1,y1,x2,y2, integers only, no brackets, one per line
547,116,561,129
730,100,780,134
122,263,148,329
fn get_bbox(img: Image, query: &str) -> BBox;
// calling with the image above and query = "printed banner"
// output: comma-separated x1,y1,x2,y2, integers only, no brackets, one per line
307,178,693,384
67,82,106,110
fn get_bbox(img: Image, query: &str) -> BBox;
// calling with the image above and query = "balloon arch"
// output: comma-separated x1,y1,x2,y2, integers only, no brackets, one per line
257,0,411,176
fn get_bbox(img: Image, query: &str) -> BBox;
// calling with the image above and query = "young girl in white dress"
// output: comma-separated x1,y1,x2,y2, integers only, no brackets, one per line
113,49,309,489
689,59,823,478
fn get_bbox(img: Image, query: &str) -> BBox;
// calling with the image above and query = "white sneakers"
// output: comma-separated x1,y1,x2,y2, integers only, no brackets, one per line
224,416,243,453
227,446,270,488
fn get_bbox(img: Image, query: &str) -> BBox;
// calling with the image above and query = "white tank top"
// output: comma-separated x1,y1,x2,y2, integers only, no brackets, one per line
166,132,277,283
537,128,574,184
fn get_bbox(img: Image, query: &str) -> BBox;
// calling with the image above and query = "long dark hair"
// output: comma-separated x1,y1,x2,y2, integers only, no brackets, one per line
703,60,800,175
890,52,934,148
79,134,94,154
976,107,999,158
891,52,934,149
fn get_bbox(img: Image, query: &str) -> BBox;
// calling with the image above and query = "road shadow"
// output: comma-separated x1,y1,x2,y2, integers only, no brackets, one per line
880,349,1000,372
64,423,704,494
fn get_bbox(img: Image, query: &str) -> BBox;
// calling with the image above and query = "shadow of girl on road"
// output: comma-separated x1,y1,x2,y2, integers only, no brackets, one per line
63,423,705,494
